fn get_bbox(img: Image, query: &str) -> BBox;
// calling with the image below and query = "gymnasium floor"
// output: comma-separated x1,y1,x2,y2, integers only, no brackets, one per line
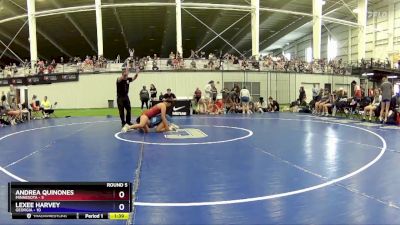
1,113,400,225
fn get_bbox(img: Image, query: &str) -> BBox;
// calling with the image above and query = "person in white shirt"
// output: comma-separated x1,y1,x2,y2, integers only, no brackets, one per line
312,84,319,101
363,89,381,122
256,97,268,113
240,86,251,114
204,80,214,102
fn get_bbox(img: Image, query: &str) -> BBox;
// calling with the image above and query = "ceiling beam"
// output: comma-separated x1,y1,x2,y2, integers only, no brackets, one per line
250,0,358,53
110,0,129,50
0,45,21,63
36,28,72,58
7,7,72,58
0,24,48,60
49,0,97,54
221,0,293,53
258,17,310,52
161,8,174,56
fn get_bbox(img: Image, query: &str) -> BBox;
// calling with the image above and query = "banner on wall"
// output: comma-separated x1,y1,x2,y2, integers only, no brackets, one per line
0,73,79,87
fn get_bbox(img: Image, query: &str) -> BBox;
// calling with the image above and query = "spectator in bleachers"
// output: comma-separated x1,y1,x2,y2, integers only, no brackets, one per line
380,76,393,123
363,89,381,122
190,60,196,69
152,57,159,71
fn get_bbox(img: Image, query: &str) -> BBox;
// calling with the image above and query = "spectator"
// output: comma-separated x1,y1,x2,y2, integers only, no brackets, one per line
312,84,319,101
139,86,150,110
190,60,196,69
194,88,202,104
363,89,381,122
152,58,159,71
150,84,157,101
232,84,241,103
379,76,393,123
255,97,268,113
268,96,280,112
7,84,16,105
1,95,21,125
163,88,176,100
314,89,329,115
322,93,336,116
211,83,218,103
353,81,362,101
299,86,306,104
240,86,251,114
129,48,134,59
204,81,214,102
30,95,41,111
41,96,54,118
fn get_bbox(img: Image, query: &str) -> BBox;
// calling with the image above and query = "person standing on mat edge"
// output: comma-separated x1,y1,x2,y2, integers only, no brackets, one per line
117,65,139,129
379,76,393,123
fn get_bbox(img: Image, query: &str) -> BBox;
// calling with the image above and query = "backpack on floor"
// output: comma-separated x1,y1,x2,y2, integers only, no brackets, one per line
387,110,398,125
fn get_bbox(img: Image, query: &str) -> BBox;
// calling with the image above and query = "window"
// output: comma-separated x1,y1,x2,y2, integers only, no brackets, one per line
305,47,312,63
327,37,338,60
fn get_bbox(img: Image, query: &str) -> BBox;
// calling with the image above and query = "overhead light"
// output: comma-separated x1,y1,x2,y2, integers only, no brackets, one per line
387,76,398,79
362,73,374,76
321,0,326,6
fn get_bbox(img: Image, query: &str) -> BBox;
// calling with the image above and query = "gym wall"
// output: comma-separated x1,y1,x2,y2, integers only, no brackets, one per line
0,72,360,109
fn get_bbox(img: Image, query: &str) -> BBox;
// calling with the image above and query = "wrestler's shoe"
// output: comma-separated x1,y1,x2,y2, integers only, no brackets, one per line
169,123,180,130
121,124,130,133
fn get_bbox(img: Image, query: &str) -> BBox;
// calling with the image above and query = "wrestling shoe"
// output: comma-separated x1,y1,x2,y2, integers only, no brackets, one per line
121,124,130,133
170,123,180,130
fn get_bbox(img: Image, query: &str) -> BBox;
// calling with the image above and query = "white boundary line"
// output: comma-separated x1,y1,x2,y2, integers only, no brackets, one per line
114,125,253,146
134,118,387,207
0,118,387,207
0,120,116,182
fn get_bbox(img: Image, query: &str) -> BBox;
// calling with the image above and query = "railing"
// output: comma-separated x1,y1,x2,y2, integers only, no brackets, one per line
1,58,356,78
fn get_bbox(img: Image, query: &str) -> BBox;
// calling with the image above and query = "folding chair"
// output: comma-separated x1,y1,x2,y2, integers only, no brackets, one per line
46,102,58,118
30,103,42,119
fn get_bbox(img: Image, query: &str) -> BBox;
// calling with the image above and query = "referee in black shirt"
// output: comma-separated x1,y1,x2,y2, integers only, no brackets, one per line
117,66,139,128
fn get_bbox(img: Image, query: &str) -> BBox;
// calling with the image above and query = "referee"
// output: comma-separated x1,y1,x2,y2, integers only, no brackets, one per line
117,66,139,129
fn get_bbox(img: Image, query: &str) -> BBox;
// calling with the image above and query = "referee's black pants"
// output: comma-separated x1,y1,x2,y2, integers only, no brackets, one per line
117,96,131,126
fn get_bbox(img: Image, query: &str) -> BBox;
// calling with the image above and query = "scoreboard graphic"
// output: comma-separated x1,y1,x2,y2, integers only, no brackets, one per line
8,182,132,220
